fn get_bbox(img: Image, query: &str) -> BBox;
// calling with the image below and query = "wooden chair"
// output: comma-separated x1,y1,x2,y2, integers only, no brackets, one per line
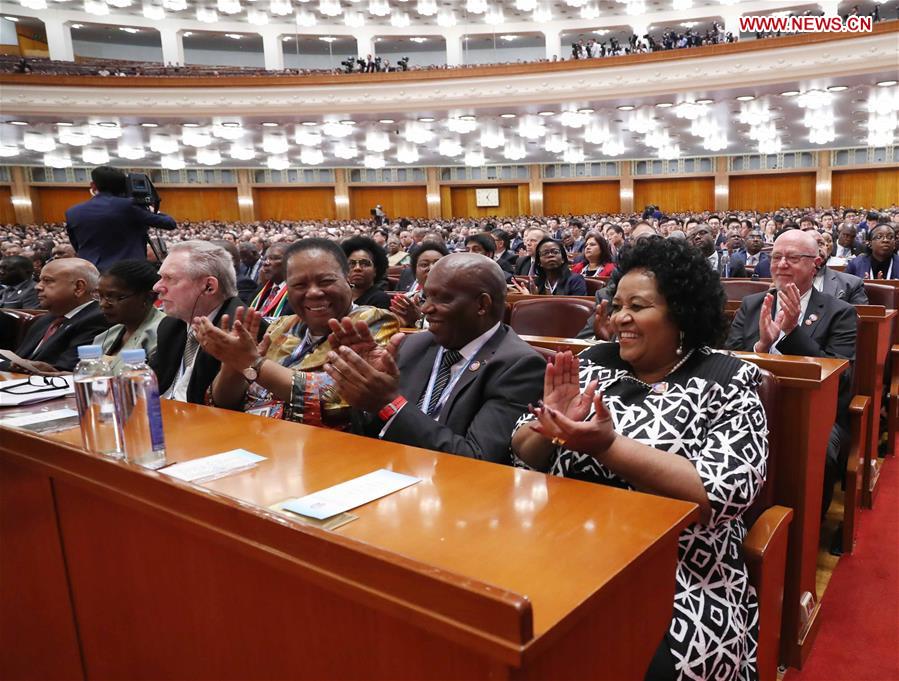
0,309,47,351
744,368,794,681
721,279,771,300
584,278,604,297
508,298,594,339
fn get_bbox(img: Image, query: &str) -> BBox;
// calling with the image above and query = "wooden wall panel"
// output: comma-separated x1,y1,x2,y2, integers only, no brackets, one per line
348,186,428,220
543,181,621,215
728,173,815,211
832,169,899,209
34,187,91,223
0,187,15,224
253,187,336,220
156,188,239,222
443,185,528,218
633,178,714,213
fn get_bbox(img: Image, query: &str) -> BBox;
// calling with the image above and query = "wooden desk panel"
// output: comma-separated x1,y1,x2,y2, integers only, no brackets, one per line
0,398,697,679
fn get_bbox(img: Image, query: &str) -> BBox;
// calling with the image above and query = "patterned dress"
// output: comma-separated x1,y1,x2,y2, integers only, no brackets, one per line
515,343,767,681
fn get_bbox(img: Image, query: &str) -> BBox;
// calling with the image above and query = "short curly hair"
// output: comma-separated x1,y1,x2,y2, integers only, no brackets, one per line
341,235,388,283
617,235,727,350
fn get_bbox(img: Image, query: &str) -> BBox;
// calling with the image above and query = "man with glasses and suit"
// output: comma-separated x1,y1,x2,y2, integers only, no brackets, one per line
323,253,545,463
726,229,857,521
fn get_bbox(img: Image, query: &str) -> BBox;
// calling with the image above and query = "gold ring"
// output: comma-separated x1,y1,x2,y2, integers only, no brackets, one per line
551,437,566,447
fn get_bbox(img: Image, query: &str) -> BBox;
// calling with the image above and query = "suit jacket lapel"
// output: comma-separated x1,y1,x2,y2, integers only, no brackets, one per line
437,326,505,422
402,339,440,407
18,314,55,358
801,289,827,337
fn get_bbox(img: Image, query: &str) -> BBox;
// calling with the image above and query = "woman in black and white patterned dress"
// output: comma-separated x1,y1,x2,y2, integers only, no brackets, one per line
512,236,767,681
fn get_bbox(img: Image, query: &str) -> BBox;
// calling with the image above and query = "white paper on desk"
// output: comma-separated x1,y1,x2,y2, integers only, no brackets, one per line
0,375,74,407
160,449,266,483
0,408,79,431
0,350,68,377
282,469,420,520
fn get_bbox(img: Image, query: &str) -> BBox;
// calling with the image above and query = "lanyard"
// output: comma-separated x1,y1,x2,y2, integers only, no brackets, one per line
419,329,496,418
868,259,893,280
282,326,325,366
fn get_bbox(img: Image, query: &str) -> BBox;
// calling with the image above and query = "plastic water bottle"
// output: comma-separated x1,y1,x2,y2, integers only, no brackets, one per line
114,348,166,470
73,345,123,457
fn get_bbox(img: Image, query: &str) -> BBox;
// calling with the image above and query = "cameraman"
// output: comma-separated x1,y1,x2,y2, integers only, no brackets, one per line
65,166,176,272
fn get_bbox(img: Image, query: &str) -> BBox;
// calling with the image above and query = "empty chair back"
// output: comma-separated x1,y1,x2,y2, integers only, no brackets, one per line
508,298,594,339
584,278,605,297
862,282,897,310
721,279,771,301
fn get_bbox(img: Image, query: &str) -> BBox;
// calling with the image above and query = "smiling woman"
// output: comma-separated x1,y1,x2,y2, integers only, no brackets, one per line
197,238,399,430
511,236,766,681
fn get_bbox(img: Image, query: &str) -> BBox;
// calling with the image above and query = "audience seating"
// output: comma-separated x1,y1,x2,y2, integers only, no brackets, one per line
584,278,606,296
720,279,771,300
0,309,47,351
508,298,594,338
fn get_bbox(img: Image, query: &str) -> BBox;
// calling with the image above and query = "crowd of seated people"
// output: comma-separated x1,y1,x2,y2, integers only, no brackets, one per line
5,199,899,679
5,9,894,81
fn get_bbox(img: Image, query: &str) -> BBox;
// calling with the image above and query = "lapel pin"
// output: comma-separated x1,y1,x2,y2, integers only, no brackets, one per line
469,361,481,372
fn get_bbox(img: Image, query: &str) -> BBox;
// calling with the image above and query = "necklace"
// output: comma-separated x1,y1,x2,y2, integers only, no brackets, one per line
622,349,695,394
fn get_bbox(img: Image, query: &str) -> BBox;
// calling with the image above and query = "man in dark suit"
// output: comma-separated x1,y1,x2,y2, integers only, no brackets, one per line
832,224,863,260
0,258,109,373
150,241,264,404
513,227,549,276
0,256,39,309
808,230,868,304
326,254,545,463
491,228,517,274
728,230,771,278
65,166,176,273
725,230,857,519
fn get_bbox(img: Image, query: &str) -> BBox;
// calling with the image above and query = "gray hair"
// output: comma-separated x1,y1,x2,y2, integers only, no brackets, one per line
167,240,237,298
66,258,100,292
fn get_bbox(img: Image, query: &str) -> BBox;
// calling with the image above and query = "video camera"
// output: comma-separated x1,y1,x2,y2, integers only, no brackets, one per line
397,56,410,71
340,57,356,73
125,172,162,213
124,172,167,261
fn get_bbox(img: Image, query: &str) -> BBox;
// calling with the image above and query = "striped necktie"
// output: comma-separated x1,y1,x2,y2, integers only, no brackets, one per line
420,349,463,416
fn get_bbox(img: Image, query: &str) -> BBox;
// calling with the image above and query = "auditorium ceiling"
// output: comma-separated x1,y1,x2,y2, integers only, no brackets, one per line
2,72,896,168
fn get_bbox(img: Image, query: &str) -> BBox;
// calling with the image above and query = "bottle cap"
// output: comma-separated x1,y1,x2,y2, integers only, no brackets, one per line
120,348,147,363
77,345,102,359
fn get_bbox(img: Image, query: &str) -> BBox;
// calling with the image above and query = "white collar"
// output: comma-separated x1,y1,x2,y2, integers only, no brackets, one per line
457,321,501,362
64,300,94,319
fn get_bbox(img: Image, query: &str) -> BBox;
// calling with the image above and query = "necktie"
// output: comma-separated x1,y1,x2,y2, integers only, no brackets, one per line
182,333,200,375
420,349,463,416
36,317,64,349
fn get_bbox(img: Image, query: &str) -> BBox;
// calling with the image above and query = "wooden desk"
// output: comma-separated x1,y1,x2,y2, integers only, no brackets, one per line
0,398,698,680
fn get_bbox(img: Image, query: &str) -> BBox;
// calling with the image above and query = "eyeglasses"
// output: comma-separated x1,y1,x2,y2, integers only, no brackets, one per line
93,291,140,304
539,248,562,257
0,375,69,395
871,234,895,242
348,258,373,269
770,253,817,265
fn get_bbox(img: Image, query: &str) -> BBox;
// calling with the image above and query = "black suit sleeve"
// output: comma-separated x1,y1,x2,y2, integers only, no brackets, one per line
383,352,546,462
775,304,857,360
724,301,752,350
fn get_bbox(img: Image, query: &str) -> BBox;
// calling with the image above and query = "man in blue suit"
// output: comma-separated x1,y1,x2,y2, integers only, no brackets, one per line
728,229,771,278
65,166,176,273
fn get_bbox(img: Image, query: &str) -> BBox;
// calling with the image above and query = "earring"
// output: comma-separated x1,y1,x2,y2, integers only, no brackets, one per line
676,331,684,357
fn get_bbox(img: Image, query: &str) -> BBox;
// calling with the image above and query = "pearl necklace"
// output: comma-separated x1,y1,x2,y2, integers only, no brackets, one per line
621,349,695,394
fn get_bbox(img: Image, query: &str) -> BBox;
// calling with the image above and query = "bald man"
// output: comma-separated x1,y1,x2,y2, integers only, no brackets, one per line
0,258,110,373
326,253,545,463
726,229,857,522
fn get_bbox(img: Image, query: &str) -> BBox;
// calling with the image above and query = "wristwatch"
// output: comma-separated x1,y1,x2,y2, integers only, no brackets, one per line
242,356,266,382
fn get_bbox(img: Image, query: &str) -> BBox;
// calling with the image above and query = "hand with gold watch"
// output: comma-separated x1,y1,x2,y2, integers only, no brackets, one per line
242,355,267,383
